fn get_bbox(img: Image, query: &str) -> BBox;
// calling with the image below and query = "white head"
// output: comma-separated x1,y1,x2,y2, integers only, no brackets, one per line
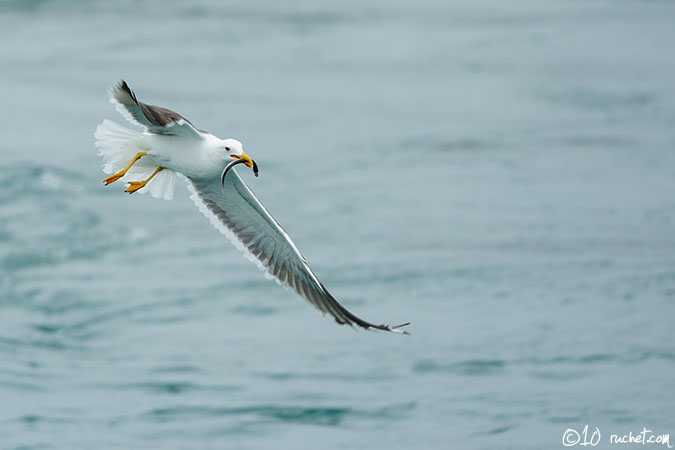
222,138,244,157
220,138,258,179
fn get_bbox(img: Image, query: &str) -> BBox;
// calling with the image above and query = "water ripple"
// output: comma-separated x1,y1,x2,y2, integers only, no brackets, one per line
413,359,507,376
142,402,416,426
105,381,241,395
256,371,398,382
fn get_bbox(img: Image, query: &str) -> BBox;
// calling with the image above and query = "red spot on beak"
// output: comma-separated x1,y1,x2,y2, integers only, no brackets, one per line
230,154,253,168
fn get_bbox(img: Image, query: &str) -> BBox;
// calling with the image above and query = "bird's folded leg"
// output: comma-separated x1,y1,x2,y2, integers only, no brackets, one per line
125,167,164,194
103,152,148,185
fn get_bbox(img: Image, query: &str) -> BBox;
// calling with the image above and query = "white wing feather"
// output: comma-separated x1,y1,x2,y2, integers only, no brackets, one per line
109,80,204,140
186,171,409,333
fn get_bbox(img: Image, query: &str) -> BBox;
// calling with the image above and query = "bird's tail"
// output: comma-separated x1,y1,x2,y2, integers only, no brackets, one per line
94,119,176,200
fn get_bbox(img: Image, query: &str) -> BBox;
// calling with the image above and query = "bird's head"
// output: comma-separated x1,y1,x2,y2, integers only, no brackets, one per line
222,138,258,177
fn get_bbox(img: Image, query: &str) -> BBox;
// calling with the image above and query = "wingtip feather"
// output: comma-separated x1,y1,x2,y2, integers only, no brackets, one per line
388,322,411,335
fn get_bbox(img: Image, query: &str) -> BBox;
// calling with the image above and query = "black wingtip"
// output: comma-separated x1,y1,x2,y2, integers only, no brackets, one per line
388,322,411,335
117,79,137,102
366,321,411,334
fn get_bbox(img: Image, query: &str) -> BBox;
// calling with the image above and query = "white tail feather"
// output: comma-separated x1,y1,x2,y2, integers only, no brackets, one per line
95,119,176,200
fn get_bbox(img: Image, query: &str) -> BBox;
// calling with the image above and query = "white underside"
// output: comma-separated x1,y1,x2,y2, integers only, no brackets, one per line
94,120,224,200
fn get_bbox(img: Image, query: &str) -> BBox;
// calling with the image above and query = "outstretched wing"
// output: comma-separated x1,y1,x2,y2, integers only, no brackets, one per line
186,171,409,333
109,80,204,140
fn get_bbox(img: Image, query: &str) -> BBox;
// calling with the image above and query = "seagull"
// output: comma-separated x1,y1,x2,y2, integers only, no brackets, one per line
95,80,409,334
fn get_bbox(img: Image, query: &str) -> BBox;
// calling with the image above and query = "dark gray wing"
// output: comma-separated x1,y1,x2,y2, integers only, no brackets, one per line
186,171,409,333
109,80,204,140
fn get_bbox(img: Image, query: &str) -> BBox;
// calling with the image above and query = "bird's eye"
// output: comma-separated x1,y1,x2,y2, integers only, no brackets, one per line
225,147,230,151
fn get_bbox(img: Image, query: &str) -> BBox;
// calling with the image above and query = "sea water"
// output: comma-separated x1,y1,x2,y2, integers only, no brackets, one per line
1,1,674,449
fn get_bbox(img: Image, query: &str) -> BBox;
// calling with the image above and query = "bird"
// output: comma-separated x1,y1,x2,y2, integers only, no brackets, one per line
95,80,409,334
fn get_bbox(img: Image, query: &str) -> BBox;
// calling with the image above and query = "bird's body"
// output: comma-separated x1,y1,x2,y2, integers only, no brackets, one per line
95,80,408,333
141,132,228,179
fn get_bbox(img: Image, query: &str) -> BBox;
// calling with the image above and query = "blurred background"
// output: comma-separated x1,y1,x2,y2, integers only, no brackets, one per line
1,0,674,449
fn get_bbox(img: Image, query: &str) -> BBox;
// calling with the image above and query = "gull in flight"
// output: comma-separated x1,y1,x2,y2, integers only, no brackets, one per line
95,80,409,334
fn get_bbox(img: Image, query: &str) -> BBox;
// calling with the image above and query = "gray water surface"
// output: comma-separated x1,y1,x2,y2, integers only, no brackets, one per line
1,1,674,449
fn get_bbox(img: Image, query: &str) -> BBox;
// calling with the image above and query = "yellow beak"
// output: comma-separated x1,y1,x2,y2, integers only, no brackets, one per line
230,152,259,177
231,152,253,168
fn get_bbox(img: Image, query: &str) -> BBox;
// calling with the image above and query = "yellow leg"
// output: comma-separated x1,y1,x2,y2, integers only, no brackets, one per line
103,152,147,185
125,167,164,194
